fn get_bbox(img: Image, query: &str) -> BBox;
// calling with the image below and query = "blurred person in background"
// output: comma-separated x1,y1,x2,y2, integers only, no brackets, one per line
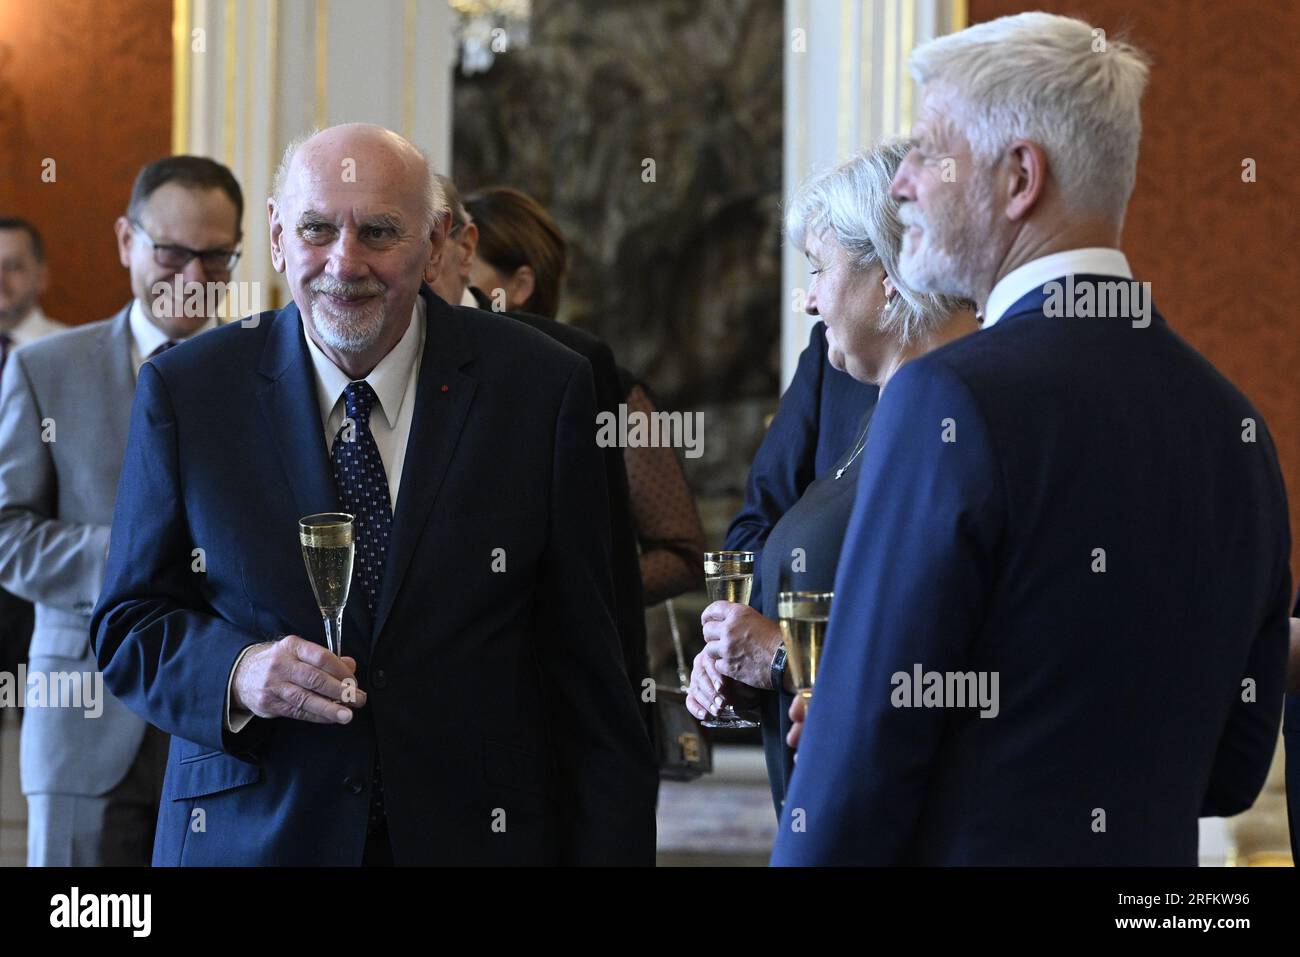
431,175,651,731
0,158,239,864
465,185,705,612
0,218,65,349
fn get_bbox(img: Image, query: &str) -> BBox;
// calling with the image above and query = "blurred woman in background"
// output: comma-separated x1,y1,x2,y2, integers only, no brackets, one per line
464,186,566,318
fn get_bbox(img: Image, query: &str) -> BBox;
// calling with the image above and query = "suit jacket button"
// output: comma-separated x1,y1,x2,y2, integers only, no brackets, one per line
345,777,364,794
373,669,387,689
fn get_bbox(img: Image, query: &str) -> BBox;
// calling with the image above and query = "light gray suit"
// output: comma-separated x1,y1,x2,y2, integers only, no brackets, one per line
0,306,164,865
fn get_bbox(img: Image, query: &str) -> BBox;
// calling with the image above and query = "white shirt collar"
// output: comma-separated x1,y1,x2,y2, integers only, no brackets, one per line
14,305,46,332
984,248,1133,328
301,296,425,432
6,307,39,345
128,299,218,360
459,286,477,307
8,306,61,346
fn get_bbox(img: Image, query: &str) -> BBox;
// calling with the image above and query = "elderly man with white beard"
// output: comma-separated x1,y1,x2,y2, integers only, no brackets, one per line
771,13,1290,866
92,124,658,866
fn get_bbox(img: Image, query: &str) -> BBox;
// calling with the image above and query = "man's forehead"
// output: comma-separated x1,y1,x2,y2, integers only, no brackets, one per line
0,230,34,256
137,187,240,241
292,135,415,183
289,178,413,222
914,88,958,139
140,183,237,218
285,158,422,219
295,200,411,223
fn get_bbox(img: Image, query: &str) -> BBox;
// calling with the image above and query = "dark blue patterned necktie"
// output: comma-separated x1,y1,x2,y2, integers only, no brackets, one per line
330,381,393,619
146,339,178,361
330,380,394,850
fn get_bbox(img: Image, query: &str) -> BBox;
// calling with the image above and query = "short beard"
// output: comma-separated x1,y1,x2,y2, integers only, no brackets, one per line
307,278,388,354
897,181,994,302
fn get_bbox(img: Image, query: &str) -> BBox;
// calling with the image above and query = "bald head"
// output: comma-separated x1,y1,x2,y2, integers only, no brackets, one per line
267,123,451,378
272,124,446,231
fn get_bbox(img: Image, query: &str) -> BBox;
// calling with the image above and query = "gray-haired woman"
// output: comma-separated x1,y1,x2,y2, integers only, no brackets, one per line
685,140,979,812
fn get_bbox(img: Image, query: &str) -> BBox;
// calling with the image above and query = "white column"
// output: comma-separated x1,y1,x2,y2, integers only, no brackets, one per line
781,0,965,389
173,0,456,310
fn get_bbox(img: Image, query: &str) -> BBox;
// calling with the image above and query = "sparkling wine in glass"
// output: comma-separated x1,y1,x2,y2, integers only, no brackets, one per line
778,591,832,708
299,513,355,657
702,550,760,729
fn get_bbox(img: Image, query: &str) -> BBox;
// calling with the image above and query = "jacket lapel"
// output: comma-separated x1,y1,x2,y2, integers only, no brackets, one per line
103,305,138,455
254,302,374,647
371,287,478,645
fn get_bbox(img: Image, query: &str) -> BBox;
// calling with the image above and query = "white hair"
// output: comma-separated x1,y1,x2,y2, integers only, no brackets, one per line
271,126,448,231
786,139,969,343
909,12,1150,221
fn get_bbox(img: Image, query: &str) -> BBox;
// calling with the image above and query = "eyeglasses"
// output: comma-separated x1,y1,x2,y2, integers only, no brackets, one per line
130,219,242,273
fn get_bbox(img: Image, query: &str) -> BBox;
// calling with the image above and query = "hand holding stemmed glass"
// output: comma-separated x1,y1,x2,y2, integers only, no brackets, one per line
225,512,368,726
694,551,762,728
780,591,832,757
299,513,355,657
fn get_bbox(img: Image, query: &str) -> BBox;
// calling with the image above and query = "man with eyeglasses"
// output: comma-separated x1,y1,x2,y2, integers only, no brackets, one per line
0,155,241,865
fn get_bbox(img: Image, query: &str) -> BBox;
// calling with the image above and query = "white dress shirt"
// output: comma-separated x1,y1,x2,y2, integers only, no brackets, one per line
128,299,218,377
983,247,1133,328
7,306,67,347
301,297,425,510
227,298,425,732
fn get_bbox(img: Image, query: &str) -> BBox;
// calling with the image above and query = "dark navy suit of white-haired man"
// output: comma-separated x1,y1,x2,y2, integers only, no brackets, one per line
773,12,1290,866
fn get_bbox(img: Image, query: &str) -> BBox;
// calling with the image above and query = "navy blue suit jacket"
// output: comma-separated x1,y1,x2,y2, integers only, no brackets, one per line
771,279,1291,866
724,321,878,611
91,287,658,865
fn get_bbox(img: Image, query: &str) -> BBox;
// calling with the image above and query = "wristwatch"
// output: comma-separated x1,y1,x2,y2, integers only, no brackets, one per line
770,644,787,694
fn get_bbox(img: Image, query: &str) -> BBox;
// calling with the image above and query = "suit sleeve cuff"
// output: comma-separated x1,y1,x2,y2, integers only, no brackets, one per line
224,645,258,733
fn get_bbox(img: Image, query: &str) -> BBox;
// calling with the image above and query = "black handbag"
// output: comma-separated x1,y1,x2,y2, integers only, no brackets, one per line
654,598,712,781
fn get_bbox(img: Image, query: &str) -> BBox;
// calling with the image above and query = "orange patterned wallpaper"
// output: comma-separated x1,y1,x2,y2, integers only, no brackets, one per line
970,0,1300,581
0,0,172,326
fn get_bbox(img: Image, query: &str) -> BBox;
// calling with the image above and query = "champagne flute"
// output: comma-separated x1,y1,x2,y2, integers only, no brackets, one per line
778,591,832,708
701,550,760,729
299,513,355,657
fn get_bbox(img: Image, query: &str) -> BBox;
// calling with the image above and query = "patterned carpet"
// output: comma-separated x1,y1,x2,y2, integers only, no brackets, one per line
656,745,776,866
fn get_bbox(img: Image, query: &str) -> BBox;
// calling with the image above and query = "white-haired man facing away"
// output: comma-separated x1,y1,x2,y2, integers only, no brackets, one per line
773,13,1290,866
